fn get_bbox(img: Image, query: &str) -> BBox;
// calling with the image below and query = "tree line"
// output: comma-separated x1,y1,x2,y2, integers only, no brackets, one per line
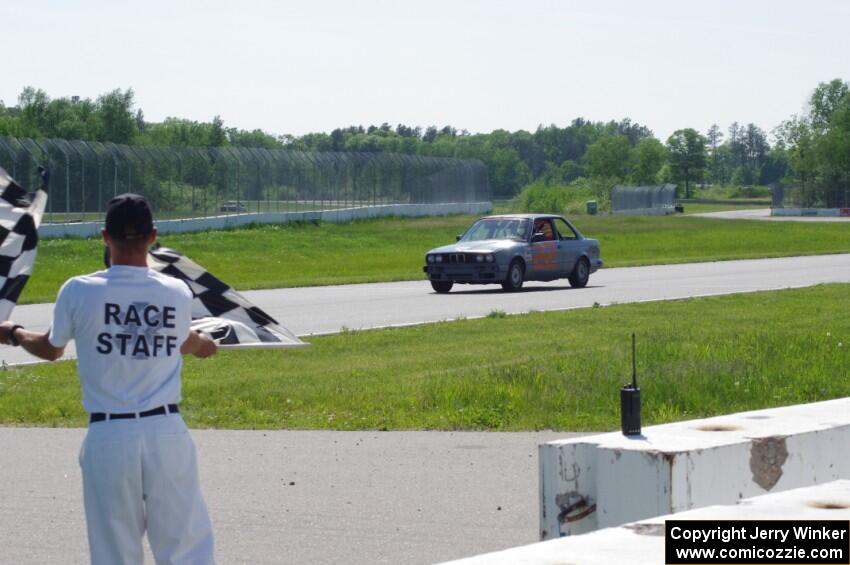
1,79,848,201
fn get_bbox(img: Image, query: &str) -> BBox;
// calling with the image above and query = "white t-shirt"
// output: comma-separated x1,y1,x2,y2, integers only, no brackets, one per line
49,265,193,413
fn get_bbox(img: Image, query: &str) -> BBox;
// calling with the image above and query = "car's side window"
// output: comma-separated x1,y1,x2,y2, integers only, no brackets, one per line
532,220,556,242
554,218,578,240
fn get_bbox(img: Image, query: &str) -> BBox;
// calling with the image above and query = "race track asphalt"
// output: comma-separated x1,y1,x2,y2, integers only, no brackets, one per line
691,208,850,221
4,253,850,365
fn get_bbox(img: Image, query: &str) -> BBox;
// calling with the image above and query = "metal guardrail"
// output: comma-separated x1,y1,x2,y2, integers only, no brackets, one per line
0,137,491,223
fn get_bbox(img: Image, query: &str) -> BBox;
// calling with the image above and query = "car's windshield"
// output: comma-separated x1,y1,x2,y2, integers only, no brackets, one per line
461,218,529,242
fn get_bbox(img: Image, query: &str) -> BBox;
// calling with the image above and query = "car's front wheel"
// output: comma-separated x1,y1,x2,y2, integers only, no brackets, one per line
430,280,453,293
568,257,590,288
501,260,524,292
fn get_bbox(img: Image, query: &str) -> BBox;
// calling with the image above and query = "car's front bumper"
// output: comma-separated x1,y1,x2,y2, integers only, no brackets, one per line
591,257,604,273
423,264,504,283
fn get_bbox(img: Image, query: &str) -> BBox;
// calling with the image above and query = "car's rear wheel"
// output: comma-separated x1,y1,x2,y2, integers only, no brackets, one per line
568,257,590,288
501,260,524,292
430,280,453,293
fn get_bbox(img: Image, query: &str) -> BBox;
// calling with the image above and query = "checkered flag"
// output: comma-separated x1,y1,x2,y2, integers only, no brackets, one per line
0,167,48,321
147,246,307,349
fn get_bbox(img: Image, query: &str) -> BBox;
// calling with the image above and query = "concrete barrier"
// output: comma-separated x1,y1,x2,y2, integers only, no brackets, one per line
612,207,675,216
442,480,850,564
37,202,494,239
540,398,850,539
678,198,771,206
772,208,850,217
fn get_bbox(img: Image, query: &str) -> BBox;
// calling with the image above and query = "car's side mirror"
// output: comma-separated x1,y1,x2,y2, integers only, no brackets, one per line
456,234,462,241
532,232,545,242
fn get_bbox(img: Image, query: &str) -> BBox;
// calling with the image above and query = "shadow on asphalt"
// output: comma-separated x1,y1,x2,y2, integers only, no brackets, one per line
433,284,602,295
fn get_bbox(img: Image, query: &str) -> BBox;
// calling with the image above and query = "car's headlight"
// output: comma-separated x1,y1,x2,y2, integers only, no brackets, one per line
476,255,484,263
435,255,443,263
485,254,495,263
427,254,434,264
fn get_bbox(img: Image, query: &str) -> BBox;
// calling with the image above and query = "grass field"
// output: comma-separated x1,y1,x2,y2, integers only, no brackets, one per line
569,213,849,267
26,213,850,305
1,284,848,430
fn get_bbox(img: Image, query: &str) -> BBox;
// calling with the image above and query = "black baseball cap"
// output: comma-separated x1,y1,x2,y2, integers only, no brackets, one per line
105,193,154,240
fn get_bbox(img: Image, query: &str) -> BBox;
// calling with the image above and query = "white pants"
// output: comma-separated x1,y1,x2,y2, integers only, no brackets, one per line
80,413,215,565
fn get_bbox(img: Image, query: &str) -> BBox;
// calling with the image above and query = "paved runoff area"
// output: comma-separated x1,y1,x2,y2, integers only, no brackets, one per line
4,253,850,366
0,427,577,565
692,208,850,222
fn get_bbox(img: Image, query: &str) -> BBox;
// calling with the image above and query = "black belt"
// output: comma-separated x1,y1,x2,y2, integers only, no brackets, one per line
89,404,179,423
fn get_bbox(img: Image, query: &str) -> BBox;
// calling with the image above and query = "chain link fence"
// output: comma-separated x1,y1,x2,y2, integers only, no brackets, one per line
0,137,491,223
772,182,850,210
611,184,676,215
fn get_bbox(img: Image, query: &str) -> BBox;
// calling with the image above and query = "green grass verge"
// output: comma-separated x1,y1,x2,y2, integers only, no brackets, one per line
26,212,850,305
682,203,767,214
568,214,850,267
1,284,849,430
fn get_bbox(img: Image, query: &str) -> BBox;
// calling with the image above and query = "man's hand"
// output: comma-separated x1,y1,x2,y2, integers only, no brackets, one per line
180,330,218,358
37,166,50,190
0,321,64,361
0,321,18,345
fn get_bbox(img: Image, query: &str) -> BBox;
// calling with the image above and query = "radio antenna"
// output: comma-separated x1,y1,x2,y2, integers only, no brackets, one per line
631,333,637,389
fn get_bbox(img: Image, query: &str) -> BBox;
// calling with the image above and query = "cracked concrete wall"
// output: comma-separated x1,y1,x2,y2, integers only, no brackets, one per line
539,442,597,538
540,399,850,540
750,436,788,490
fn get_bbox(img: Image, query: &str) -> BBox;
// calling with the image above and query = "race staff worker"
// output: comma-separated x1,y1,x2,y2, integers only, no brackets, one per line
0,193,218,564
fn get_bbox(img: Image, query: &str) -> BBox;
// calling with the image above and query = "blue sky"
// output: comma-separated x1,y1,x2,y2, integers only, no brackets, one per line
3,0,849,140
